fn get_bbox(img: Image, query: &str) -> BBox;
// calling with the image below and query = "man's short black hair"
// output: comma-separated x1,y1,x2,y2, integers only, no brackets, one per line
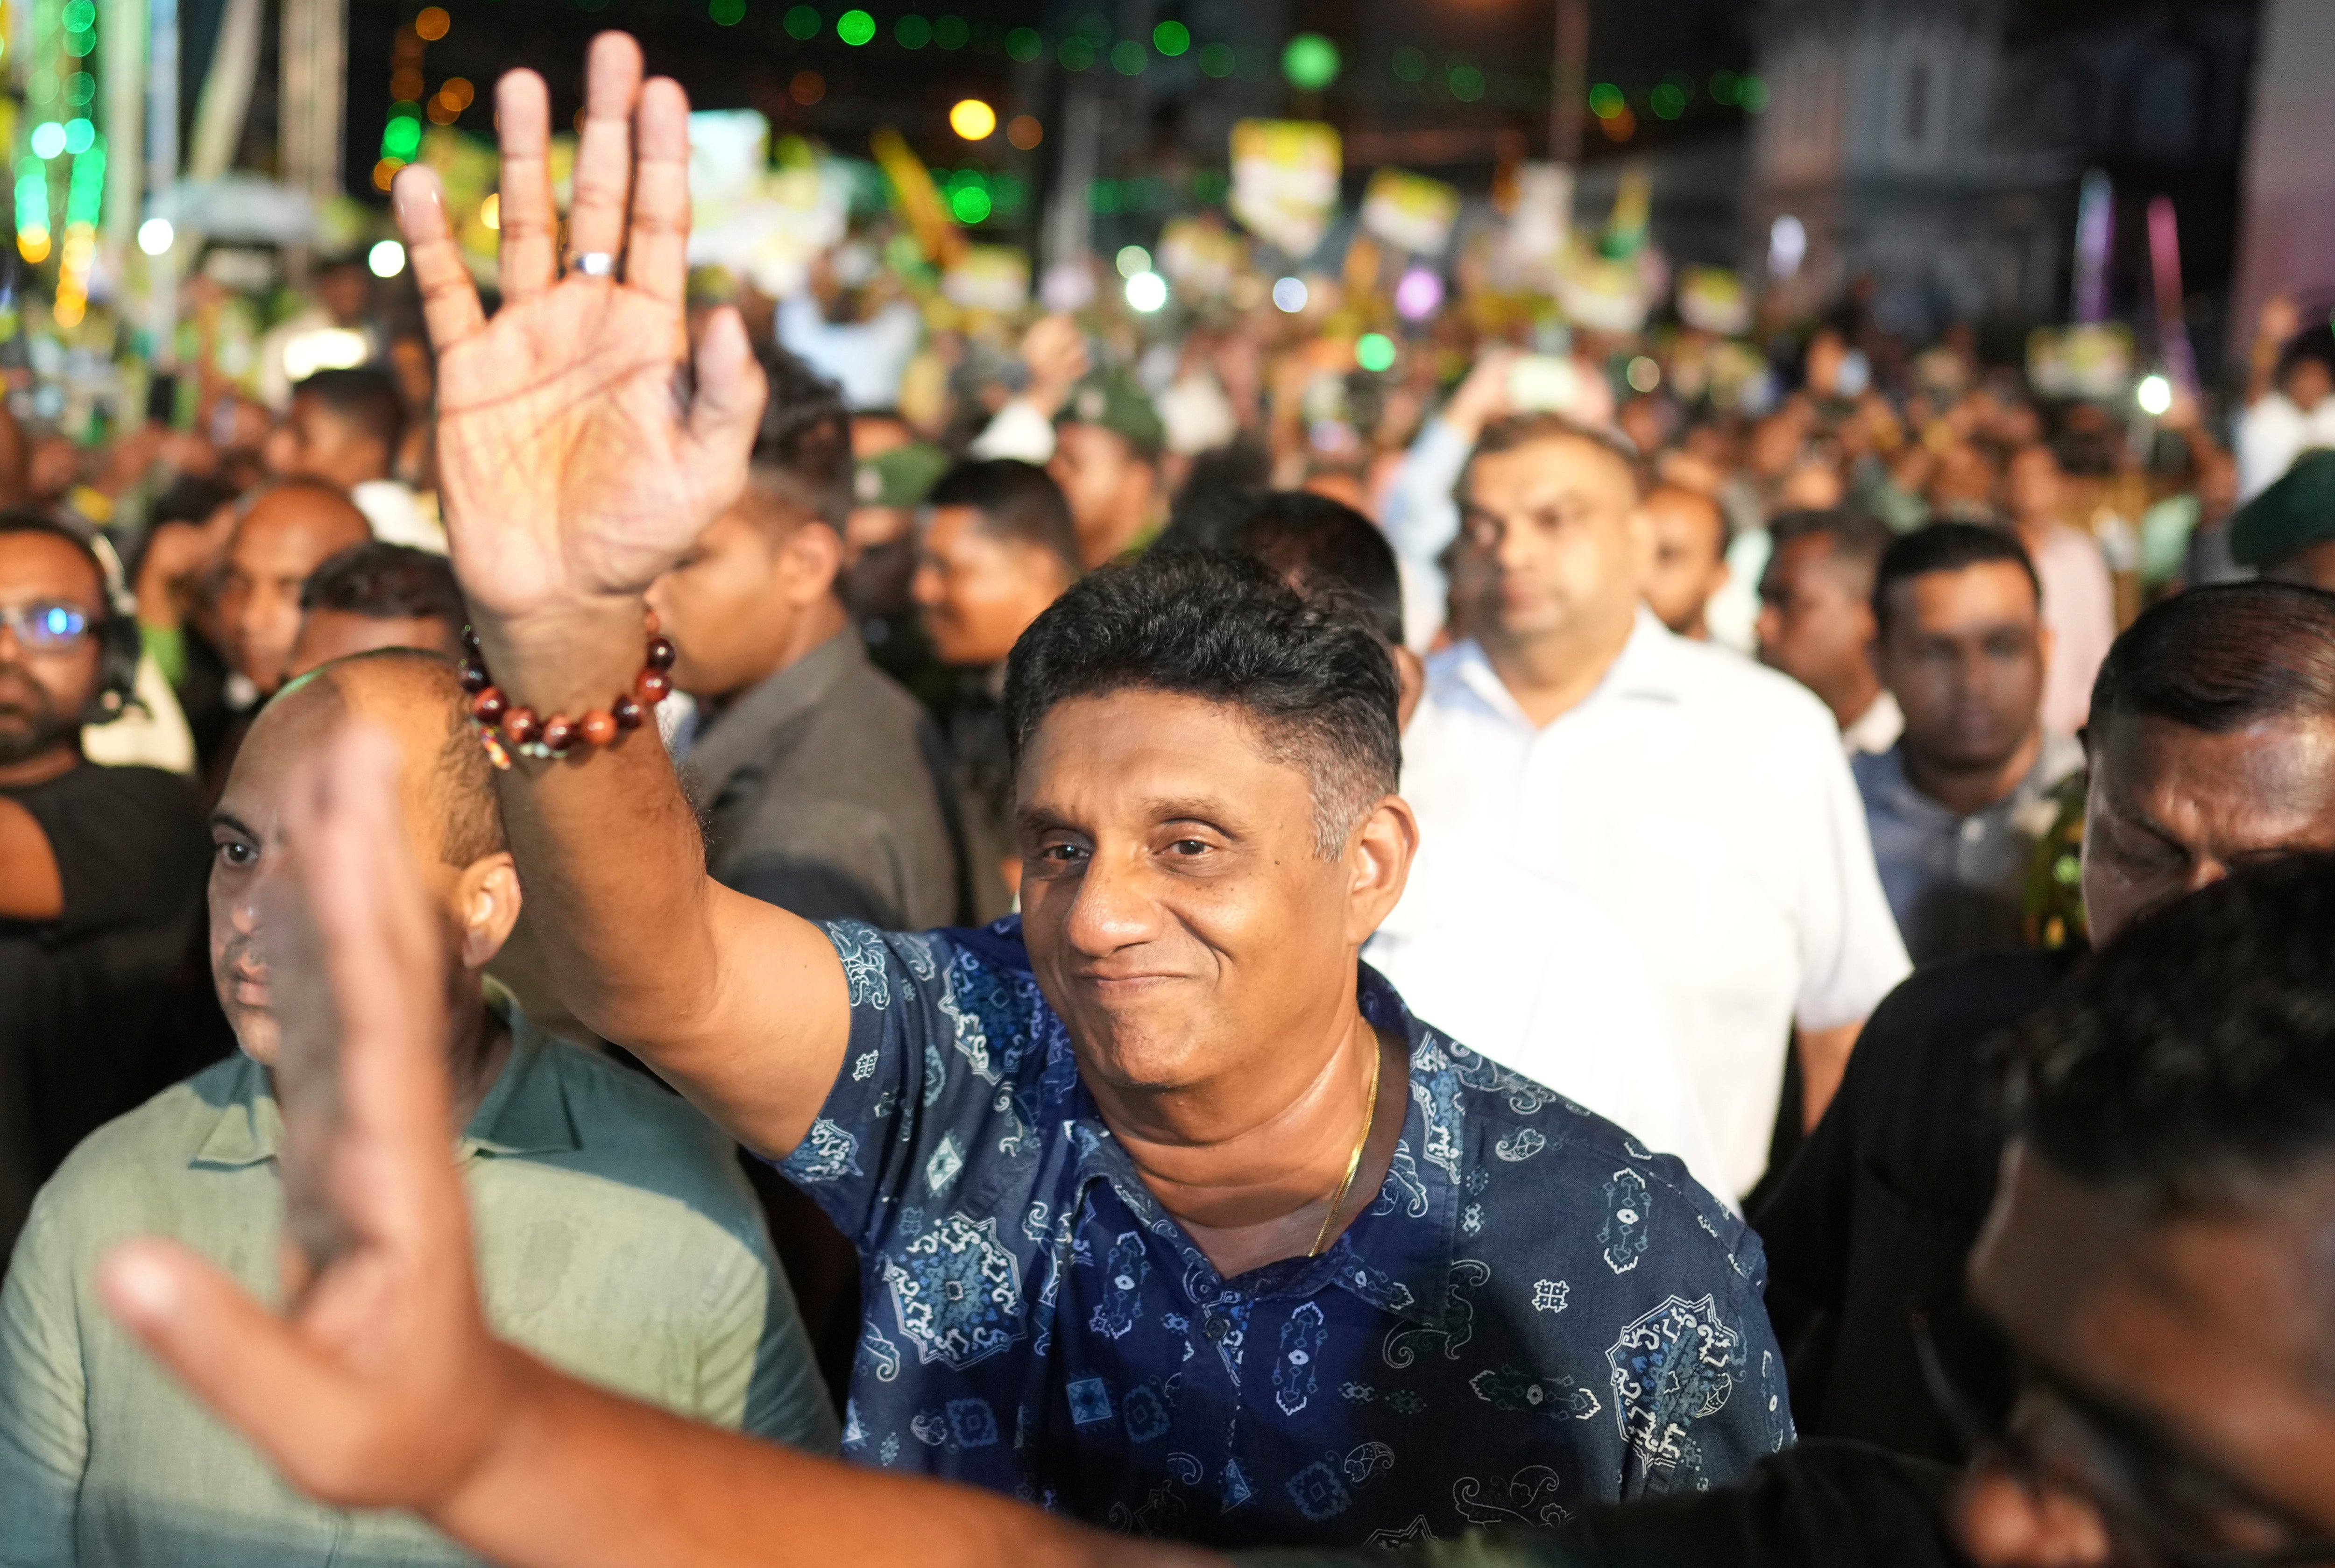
1004,551,1400,856
1769,508,1894,596
752,343,854,530
1461,412,1642,503
2088,580,2335,735
1227,491,1405,650
1996,853,2335,1209
926,459,1082,577
299,541,466,626
1872,522,2040,639
293,367,404,454
0,509,110,599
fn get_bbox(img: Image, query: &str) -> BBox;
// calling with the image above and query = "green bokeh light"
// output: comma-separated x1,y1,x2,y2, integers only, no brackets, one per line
1006,27,1041,59
935,14,968,47
1649,82,1685,119
1282,32,1339,90
1111,39,1146,74
1739,74,1769,111
836,8,875,44
1356,333,1397,373
1708,69,1740,105
710,0,746,25
1447,64,1485,102
895,14,932,46
1153,20,1189,56
1391,46,1426,82
784,6,820,38
1058,35,1095,69
1588,82,1624,118
1198,42,1233,78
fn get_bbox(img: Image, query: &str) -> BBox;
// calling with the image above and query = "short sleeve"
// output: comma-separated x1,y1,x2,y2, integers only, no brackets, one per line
0,1197,91,1565
13,766,206,944
691,1229,841,1455
1788,733,1911,1032
775,922,974,1250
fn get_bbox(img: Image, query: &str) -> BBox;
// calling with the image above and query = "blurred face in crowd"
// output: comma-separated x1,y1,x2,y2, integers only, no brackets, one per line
645,483,843,703
842,504,919,620
0,530,104,771
1458,432,1649,659
2264,543,2335,595
1757,530,1879,727
1960,1146,2335,1565
2281,356,2334,411
1875,561,2048,777
2005,445,2063,527
849,412,913,460
314,263,372,326
2080,707,2335,946
1013,688,1410,1103
913,505,1073,668
207,662,521,1067
1048,424,1157,568
286,608,464,680
1927,443,2000,516
263,393,393,492
1748,412,1804,480
1640,483,1728,639
216,487,373,694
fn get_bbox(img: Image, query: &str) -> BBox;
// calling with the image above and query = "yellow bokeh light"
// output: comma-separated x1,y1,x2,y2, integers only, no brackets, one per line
17,230,49,264
415,7,450,40
481,192,501,230
948,99,997,141
373,158,404,191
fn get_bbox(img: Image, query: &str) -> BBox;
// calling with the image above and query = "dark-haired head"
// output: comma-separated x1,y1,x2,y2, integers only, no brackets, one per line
1005,551,1400,856
288,541,467,676
2077,581,2335,945
1872,521,2038,641
927,460,1082,578
1962,855,2335,1551
1996,853,2335,1211
1221,490,1405,652
751,343,854,529
914,461,1082,669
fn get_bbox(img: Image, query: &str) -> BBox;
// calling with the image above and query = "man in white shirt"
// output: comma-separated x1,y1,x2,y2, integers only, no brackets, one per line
1755,509,1903,756
262,368,444,554
1401,414,1910,1200
2235,302,2335,501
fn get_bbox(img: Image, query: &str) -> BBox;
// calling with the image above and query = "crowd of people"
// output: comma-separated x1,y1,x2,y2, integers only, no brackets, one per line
6,29,2335,1568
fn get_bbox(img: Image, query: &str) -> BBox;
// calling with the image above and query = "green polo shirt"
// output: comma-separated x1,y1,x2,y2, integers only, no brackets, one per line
0,1012,838,1568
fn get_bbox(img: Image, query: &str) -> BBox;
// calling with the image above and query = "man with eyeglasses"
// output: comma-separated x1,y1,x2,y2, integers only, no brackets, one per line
0,515,213,1262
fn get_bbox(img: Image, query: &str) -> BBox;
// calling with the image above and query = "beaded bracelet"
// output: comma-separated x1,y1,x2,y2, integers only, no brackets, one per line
458,619,676,767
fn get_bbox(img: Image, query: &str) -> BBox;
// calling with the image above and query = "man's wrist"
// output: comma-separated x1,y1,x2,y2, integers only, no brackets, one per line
424,1345,562,1542
468,598,657,719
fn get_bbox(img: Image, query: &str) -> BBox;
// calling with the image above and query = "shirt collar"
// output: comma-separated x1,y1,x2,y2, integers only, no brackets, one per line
1446,608,1686,730
969,919,1460,1329
679,627,866,799
190,990,578,1171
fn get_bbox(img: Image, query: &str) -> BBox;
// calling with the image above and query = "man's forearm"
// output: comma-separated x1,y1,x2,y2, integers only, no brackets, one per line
437,1346,1214,1568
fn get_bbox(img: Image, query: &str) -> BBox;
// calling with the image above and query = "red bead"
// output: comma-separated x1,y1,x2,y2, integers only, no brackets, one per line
635,669,673,704
471,686,509,724
460,662,491,693
611,695,644,730
579,709,618,746
503,706,541,745
540,713,577,753
645,636,676,671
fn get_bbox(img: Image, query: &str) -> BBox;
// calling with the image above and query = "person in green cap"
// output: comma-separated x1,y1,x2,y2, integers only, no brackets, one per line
1049,368,1168,567
2229,445,2335,591
844,437,955,708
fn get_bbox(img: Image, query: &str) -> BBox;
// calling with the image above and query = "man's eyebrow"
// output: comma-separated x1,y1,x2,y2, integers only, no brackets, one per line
208,810,258,841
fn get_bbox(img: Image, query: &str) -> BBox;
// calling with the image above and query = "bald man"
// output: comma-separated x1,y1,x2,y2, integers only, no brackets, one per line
215,481,374,702
0,650,835,1568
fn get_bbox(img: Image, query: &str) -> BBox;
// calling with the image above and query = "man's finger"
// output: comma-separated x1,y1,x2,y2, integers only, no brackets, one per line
566,32,644,267
98,1239,372,1495
685,305,767,494
493,71,559,303
623,77,693,305
392,167,487,351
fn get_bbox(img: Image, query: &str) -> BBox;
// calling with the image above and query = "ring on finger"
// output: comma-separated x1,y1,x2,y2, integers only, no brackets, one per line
569,252,616,278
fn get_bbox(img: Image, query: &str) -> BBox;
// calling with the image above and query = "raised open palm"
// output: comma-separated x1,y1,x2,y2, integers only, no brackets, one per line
392,35,766,621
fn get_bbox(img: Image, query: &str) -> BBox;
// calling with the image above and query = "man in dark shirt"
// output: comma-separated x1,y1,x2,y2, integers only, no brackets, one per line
1758,579,2335,1461
0,515,213,1258
1853,524,2080,963
649,349,959,929
912,459,1081,920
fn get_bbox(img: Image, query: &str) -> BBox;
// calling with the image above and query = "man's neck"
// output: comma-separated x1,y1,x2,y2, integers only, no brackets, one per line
0,741,83,790
708,600,849,716
1903,724,2045,818
1085,1003,1403,1280
446,988,515,1134
1826,668,1885,733
1478,610,1638,729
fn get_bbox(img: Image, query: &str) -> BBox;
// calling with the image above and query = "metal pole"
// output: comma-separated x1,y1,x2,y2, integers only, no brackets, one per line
147,0,180,369
1550,0,1587,166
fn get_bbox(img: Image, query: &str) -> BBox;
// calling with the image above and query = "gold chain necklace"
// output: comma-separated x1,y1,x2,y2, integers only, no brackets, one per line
1308,1036,1384,1257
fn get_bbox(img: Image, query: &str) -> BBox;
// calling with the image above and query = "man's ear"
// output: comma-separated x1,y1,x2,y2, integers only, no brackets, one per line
784,520,846,603
452,852,523,971
1392,645,1426,731
1344,794,1419,948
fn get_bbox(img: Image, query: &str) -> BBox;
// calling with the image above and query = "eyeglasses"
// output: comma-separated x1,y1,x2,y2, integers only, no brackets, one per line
0,600,93,651
1914,1313,2335,1568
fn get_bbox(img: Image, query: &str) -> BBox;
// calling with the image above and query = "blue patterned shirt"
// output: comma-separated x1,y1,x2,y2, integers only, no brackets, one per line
780,919,1793,1549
